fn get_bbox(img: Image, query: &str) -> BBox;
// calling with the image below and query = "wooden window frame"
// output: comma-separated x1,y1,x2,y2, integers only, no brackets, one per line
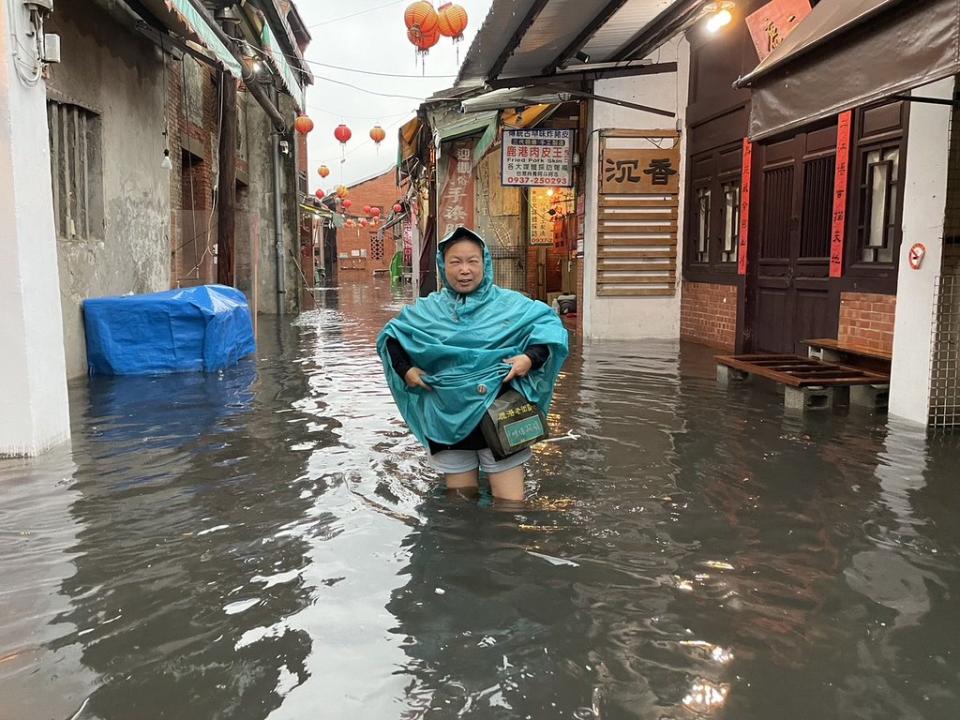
683,141,743,283
840,101,909,294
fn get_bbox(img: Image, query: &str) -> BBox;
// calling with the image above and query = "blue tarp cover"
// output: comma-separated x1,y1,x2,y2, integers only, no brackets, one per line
83,285,256,375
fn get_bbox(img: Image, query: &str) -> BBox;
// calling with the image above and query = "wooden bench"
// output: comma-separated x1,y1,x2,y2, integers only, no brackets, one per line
716,352,891,412
802,338,891,369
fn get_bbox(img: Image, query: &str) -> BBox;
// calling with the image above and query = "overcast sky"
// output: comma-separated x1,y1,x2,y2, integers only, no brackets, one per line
296,0,494,191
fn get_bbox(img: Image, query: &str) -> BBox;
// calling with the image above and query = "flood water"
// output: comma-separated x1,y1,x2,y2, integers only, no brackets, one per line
3,281,960,720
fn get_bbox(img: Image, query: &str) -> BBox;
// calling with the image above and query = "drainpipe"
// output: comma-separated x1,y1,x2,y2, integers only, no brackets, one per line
272,87,286,316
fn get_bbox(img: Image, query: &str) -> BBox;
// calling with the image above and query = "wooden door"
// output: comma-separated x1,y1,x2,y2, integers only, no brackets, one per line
751,127,840,354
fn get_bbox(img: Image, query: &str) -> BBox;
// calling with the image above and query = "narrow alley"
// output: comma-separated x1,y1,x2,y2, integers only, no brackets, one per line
3,282,959,720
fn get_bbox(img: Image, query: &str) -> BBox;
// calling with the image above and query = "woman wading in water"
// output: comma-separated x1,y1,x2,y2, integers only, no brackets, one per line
378,227,569,502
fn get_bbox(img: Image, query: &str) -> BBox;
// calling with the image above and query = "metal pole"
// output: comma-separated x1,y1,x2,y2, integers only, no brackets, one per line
273,88,286,316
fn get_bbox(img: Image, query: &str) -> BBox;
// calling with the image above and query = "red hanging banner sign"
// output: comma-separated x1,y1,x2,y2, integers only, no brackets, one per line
738,138,753,277
830,110,853,279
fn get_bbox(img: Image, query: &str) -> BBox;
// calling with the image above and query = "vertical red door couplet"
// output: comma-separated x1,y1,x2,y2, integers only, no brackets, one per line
830,110,853,278
738,138,753,277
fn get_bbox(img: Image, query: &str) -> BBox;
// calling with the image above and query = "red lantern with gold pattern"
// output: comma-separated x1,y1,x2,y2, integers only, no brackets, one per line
359,218,369,227
393,203,404,214
371,206,382,217
315,189,325,200
294,115,314,134
342,198,352,209
363,205,372,215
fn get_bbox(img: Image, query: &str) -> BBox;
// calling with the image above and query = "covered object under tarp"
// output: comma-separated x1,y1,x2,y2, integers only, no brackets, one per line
83,285,256,375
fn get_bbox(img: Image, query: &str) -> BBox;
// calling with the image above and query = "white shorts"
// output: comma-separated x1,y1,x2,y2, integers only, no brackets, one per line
429,447,532,475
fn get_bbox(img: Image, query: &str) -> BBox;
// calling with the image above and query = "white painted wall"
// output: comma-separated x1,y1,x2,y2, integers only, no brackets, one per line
0,2,71,455
583,37,690,340
889,77,954,425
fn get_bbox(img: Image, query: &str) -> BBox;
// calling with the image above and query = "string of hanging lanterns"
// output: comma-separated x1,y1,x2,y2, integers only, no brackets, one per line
404,1,467,73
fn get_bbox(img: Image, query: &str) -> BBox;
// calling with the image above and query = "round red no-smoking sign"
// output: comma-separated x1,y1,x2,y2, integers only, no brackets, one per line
909,243,926,270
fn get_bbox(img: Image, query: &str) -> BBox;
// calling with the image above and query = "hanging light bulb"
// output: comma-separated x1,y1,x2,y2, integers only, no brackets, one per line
705,1,735,33
161,148,172,171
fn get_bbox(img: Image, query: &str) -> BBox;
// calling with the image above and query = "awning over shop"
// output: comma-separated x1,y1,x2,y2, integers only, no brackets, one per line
398,117,422,164
261,20,306,109
737,0,960,141
429,109,500,162
144,0,243,78
460,87,570,113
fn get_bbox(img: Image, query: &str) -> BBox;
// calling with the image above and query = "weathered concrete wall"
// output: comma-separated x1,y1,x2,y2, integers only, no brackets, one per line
0,0,71,455
46,4,170,378
248,92,301,316
583,38,690,341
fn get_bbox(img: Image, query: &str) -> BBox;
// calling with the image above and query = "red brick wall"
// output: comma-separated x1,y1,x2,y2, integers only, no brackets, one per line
838,292,896,355
680,281,738,351
170,60,220,286
526,246,540,297
337,170,402,278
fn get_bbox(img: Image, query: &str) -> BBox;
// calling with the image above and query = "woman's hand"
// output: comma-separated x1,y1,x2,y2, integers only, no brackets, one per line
502,354,533,383
404,367,432,391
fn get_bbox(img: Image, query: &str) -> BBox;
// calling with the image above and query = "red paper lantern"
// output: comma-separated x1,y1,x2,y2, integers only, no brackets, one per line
294,115,314,134
363,205,372,215
334,124,352,144
369,125,386,144
315,189,325,200
437,3,468,41
360,218,369,227
404,1,438,34
371,206,382,217
342,198,352,209
318,165,330,178
393,203,404,213
408,25,440,54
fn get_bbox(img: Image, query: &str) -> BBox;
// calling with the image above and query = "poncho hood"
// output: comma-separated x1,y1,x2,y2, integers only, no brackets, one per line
377,226,569,448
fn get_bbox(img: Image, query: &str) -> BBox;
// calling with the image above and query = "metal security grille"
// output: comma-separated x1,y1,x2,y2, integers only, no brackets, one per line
761,166,794,259
930,274,960,429
800,155,834,258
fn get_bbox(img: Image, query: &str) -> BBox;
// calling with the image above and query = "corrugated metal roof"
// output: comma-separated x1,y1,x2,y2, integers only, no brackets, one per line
499,0,610,78
580,0,676,60
458,0,685,84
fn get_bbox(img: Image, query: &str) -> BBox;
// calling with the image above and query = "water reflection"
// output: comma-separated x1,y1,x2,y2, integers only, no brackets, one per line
1,282,959,720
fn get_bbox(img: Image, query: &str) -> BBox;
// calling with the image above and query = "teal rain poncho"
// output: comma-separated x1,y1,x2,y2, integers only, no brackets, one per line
377,228,569,448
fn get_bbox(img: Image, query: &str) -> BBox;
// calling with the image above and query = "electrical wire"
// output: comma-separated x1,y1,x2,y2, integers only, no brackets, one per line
305,0,405,29
303,60,455,80
311,73,426,101
308,106,415,122
241,40,455,81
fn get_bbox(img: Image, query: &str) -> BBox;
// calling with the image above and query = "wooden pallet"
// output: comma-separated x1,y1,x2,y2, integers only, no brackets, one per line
716,354,890,388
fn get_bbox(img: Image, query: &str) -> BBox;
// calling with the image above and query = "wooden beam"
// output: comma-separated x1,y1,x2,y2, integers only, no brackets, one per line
599,249,676,259
489,62,678,90
598,275,674,284
599,221,677,233
598,236,677,246
600,209,678,222
488,0,551,82
599,261,676,272
598,287,676,297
